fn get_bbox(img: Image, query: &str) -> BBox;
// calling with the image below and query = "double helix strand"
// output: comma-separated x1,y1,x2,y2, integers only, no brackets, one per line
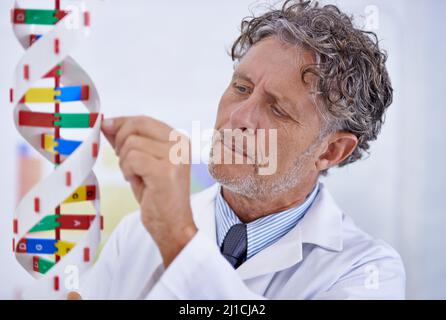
11,0,102,299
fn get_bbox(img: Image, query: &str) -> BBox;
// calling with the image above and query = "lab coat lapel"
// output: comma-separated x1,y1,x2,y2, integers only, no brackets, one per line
299,183,343,252
236,221,303,280
190,183,343,281
191,183,219,242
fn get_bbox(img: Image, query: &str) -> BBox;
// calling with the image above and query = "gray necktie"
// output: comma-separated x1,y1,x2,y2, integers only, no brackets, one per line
220,223,247,269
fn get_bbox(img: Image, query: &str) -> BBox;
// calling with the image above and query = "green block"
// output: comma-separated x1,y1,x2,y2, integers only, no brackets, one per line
38,257,55,274
54,113,91,128
29,215,60,233
25,9,58,25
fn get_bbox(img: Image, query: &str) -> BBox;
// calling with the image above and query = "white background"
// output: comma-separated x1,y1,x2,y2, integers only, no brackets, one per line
0,0,445,299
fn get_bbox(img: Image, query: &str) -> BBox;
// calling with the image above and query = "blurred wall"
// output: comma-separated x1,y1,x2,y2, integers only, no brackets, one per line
0,0,445,299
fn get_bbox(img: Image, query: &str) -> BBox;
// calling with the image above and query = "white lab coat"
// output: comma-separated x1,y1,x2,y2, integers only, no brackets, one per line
80,183,406,299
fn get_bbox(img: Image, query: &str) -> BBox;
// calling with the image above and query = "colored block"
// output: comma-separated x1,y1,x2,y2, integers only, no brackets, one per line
21,88,57,103
54,138,82,155
26,238,57,254
42,134,82,156
85,186,97,200
16,239,28,253
23,65,30,80
11,9,26,24
26,88,56,103
64,185,97,203
83,247,90,262
44,65,62,78
54,113,98,128
29,215,60,233
34,256,55,274
55,240,75,257
29,34,42,46
55,85,89,102
12,9,68,26
20,112,99,129
54,276,60,291
58,214,102,230
42,134,58,154
26,9,58,25
19,111,55,128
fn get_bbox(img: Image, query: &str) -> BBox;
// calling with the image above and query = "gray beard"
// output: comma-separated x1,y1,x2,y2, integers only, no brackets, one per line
208,137,320,200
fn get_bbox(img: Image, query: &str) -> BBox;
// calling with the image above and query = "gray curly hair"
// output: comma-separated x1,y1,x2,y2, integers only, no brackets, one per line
231,0,393,168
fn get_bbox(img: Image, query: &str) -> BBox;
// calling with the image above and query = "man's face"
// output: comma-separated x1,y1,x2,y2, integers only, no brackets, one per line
209,37,324,199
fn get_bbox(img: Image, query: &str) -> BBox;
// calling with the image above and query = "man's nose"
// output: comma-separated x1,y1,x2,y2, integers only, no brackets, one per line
229,96,261,131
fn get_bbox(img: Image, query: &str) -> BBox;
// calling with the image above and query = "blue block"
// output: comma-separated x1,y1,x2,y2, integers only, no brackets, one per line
26,238,57,254
55,86,82,102
55,138,82,155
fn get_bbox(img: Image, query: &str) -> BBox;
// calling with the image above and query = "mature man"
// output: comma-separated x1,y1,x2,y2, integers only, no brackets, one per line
78,0,405,299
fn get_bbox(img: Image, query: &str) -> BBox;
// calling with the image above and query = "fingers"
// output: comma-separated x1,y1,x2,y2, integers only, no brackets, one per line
101,115,190,206
101,117,124,148
119,149,160,184
118,134,171,162
101,116,173,153
67,291,82,300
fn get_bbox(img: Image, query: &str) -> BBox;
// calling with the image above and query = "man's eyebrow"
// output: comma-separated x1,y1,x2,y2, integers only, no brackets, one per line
232,71,302,120
232,71,254,83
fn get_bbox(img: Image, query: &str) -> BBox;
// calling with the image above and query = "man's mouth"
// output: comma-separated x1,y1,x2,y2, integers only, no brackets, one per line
222,139,255,162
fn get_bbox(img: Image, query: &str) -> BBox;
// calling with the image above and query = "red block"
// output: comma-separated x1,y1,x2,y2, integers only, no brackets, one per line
19,111,55,128
23,65,29,80
54,10,68,21
58,215,99,230
81,85,89,100
92,143,98,158
54,38,60,54
12,238,15,252
86,185,96,200
34,197,40,213
83,247,90,262
29,34,39,46
12,9,26,24
44,65,60,78
84,11,90,26
13,219,18,234
33,256,39,272
65,171,72,187
89,113,99,128
54,276,59,291
16,239,27,253
9,88,13,103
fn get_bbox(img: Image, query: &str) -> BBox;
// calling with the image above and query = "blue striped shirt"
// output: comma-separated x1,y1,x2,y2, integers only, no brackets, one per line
215,183,320,259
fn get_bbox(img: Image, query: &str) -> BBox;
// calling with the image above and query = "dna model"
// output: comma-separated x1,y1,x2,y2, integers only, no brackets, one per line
11,0,102,299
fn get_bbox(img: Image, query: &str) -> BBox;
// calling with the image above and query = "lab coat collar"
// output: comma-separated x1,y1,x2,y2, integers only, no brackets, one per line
191,182,343,280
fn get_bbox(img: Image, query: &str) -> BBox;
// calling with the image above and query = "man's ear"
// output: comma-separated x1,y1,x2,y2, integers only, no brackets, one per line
315,131,358,172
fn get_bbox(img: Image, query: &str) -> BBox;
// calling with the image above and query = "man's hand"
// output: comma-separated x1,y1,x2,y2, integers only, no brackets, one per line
101,116,197,267
67,291,82,300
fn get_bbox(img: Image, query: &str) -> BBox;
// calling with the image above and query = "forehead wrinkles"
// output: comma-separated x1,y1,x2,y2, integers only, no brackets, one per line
255,41,313,92
263,45,313,103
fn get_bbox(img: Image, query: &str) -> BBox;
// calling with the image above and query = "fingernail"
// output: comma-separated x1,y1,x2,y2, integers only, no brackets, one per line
102,118,114,130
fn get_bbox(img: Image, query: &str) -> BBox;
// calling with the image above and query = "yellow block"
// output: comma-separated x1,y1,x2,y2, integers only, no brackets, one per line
64,186,88,203
55,240,75,257
24,88,59,103
43,134,58,154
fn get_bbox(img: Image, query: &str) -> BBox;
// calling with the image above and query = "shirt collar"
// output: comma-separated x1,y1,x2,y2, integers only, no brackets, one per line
215,183,320,259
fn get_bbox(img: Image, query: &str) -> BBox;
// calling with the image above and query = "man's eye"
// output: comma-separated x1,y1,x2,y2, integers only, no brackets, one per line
233,83,249,94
